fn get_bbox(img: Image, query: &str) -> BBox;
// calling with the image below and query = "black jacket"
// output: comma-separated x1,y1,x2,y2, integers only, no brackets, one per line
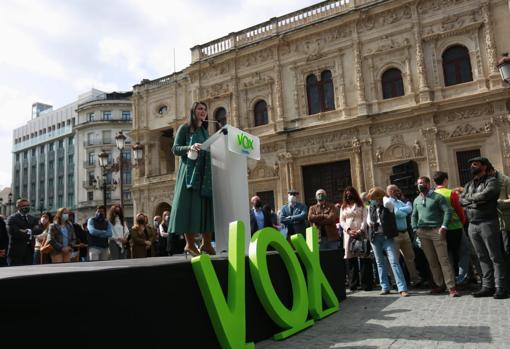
249,208,272,236
460,174,500,223
0,216,8,251
6,211,38,260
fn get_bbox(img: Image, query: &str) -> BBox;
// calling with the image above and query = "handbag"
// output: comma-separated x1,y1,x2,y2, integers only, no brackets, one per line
348,234,368,255
40,237,54,255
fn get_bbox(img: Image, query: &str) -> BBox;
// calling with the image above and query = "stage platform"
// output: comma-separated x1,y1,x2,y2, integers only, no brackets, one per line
0,250,345,348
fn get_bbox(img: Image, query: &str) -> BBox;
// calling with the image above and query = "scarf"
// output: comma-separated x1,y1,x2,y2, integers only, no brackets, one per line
185,127,212,198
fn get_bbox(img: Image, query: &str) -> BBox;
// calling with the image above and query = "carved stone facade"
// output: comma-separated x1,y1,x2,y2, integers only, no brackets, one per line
131,0,510,217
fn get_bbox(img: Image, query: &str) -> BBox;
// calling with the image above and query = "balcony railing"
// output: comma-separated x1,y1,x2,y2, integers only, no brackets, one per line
191,0,370,62
13,125,73,152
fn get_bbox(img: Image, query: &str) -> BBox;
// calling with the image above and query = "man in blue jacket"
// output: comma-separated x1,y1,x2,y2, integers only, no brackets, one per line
387,185,420,287
87,206,113,261
279,189,308,240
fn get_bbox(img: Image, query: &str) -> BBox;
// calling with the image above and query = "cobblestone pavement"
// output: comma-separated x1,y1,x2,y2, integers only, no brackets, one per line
258,289,510,349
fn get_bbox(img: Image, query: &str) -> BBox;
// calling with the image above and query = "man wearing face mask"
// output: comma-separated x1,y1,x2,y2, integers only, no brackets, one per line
87,206,113,261
411,177,458,297
460,157,507,299
279,190,308,240
6,198,38,266
249,196,272,236
308,189,339,250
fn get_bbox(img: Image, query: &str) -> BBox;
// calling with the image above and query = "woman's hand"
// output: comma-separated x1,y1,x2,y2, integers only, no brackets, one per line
191,143,201,152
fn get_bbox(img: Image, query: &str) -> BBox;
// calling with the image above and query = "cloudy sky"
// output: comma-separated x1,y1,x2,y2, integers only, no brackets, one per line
0,0,320,190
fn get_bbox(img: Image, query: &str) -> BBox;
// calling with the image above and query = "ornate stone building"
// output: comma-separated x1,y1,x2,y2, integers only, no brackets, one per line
131,0,510,217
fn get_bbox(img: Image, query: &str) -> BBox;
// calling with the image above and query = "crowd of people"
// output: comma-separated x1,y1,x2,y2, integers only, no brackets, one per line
0,202,182,267
249,156,510,299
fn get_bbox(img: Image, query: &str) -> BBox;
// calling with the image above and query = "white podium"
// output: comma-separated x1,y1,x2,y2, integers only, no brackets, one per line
201,124,260,254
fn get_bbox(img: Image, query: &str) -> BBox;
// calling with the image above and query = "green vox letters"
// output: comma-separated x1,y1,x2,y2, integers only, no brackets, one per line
191,221,340,349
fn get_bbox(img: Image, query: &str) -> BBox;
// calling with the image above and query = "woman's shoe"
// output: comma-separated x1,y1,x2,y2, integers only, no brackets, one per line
200,245,216,255
184,247,200,259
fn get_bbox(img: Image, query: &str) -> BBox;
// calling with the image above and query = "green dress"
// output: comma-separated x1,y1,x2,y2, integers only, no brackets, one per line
168,124,214,234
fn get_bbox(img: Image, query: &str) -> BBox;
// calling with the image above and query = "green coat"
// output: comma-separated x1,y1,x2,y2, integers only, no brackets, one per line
168,124,214,234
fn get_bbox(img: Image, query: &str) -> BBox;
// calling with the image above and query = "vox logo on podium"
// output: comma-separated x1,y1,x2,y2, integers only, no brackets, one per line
236,133,254,154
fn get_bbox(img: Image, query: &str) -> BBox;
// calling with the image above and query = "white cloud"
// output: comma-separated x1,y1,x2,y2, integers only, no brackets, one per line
0,0,320,190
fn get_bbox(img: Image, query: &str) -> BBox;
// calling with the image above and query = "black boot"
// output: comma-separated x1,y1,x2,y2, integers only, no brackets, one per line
493,287,508,299
472,287,495,298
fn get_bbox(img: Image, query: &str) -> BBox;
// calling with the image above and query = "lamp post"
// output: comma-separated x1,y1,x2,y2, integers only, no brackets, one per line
498,53,510,84
98,150,109,207
132,142,143,163
115,131,127,209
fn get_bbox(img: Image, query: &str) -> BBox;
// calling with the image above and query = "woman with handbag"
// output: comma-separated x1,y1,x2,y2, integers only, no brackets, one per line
340,186,373,291
366,187,409,297
47,208,77,263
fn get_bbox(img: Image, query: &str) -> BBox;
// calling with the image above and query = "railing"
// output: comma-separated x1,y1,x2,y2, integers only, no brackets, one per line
13,125,73,152
192,0,365,62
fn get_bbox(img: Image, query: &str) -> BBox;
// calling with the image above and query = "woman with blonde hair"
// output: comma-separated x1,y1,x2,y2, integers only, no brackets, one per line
47,207,76,263
366,187,408,297
131,213,155,258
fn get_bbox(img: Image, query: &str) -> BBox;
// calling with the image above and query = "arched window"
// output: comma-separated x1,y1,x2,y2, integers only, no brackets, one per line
254,100,268,127
158,105,168,115
321,70,335,111
306,74,320,115
381,68,405,99
442,45,473,86
306,71,335,115
214,107,227,131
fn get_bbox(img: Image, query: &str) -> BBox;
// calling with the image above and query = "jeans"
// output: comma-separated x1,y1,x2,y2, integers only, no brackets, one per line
371,235,408,292
456,230,471,284
88,247,109,261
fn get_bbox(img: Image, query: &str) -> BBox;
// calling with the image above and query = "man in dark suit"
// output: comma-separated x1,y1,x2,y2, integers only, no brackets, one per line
6,198,38,266
0,215,8,266
249,195,272,236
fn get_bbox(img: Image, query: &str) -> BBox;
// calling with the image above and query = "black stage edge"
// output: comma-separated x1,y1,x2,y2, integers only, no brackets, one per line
0,249,345,348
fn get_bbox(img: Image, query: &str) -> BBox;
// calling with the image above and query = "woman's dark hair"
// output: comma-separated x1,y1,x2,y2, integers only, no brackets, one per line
41,211,53,223
189,101,208,131
108,204,124,225
341,186,363,209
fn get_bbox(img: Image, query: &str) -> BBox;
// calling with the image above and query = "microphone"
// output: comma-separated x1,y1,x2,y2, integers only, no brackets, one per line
207,120,228,135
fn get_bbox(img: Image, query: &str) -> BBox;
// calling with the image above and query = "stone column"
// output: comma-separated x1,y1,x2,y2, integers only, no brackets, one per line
231,59,240,128
360,138,375,190
420,127,439,174
493,115,510,175
335,52,347,117
481,1,501,88
278,152,294,194
353,37,368,115
352,137,365,193
411,4,431,103
274,44,285,131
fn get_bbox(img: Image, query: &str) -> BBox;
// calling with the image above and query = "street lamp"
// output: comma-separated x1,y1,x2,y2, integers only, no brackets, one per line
132,142,143,163
115,131,127,209
498,53,510,84
98,150,109,207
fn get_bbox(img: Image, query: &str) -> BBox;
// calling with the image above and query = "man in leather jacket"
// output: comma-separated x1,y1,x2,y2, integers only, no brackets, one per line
460,157,507,299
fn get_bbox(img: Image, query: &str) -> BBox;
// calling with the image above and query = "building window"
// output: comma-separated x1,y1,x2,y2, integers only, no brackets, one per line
87,132,94,146
123,190,132,201
106,172,113,184
58,176,64,187
88,171,95,185
456,149,481,186
442,45,473,86
87,113,95,122
31,148,36,156
16,153,19,161
49,143,54,151
382,68,405,99
306,74,320,115
214,107,227,131
87,191,93,201
106,191,112,201
123,171,132,185
49,160,54,171
254,100,269,127
67,193,74,207
40,146,44,154
68,136,74,145
102,130,111,144
122,111,131,120
88,152,95,166
306,70,335,115
102,111,112,120
68,154,73,166
158,106,168,115
58,140,63,149
57,195,63,208
67,174,74,188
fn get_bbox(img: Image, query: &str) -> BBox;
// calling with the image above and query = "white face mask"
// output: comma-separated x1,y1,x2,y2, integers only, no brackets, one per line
288,195,297,206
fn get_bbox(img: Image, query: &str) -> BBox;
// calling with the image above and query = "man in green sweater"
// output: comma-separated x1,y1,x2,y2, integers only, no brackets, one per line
412,176,458,297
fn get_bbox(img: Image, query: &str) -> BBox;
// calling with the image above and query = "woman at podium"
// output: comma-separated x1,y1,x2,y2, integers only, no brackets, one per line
168,101,215,257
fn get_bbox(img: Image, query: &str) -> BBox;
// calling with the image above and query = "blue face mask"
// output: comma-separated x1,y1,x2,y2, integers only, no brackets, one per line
369,200,378,206
62,213,69,222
